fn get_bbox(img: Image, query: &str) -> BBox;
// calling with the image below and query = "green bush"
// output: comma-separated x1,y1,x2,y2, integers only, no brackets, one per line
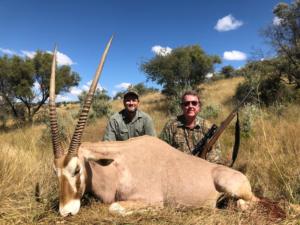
79,89,112,122
0,106,9,128
234,59,298,107
235,82,258,105
166,96,182,116
240,104,259,137
200,104,220,119
259,77,295,106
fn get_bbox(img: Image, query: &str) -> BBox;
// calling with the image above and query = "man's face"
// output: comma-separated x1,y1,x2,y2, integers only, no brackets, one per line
181,95,200,118
123,95,139,112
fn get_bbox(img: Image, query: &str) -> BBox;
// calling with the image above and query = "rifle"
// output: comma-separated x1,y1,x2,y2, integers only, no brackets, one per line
192,89,253,164
191,124,218,156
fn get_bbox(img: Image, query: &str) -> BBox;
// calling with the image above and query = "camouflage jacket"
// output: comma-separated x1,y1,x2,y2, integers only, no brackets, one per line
160,115,223,164
103,109,156,141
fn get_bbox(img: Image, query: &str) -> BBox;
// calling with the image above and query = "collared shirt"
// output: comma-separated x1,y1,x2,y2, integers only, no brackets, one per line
160,115,223,164
103,109,156,141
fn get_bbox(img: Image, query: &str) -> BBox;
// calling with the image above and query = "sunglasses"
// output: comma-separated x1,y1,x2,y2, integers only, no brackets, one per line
181,101,199,107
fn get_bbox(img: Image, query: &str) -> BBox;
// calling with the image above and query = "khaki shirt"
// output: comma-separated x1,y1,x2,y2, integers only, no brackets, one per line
160,115,223,164
103,109,156,141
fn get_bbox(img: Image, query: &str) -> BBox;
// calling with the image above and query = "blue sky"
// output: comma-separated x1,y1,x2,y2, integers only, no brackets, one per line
0,0,288,101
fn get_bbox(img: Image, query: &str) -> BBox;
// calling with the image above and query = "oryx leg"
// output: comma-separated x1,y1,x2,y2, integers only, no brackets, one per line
109,200,163,215
212,166,259,210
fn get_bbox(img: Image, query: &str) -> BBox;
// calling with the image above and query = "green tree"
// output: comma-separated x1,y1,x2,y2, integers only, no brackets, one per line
235,0,300,106
78,89,112,120
235,58,296,106
140,45,221,98
113,91,125,100
263,0,300,87
0,52,80,122
113,83,159,100
221,65,235,78
131,83,159,96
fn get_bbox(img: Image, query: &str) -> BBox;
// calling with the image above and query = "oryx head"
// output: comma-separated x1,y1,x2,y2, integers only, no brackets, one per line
49,37,113,216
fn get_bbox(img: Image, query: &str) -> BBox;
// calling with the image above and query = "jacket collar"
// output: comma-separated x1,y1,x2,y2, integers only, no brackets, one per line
121,109,142,123
176,114,202,129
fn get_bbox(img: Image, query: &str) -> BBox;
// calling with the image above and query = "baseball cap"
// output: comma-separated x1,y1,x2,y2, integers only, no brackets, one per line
123,90,139,99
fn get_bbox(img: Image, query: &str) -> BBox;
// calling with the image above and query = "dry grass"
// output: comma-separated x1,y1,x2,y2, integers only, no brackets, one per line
1,77,300,224
200,77,244,107
237,107,300,203
0,126,57,224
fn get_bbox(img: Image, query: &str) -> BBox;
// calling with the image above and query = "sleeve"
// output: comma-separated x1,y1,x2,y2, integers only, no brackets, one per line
206,142,223,164
159,120,172,145
144,116,156,137
102,119,117,141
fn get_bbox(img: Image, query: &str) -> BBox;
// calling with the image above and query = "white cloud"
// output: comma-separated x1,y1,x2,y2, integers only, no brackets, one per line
82,80,103,91
21,50,36,58
115,82,131,90
151,45,172,56
1,47,74,66
214,14,243,32
273,16,283,26
47,50,74,66
0,48,18,55
82,80,92,91
205,73,214,78
56,51,74,66
56,94,71,102
70,86,83,96
33,81,40,90
69,80,103,97
223,50,247,61
96,85,104,91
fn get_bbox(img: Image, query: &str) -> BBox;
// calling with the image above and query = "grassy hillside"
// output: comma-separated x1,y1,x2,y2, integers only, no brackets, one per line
0,77,299,224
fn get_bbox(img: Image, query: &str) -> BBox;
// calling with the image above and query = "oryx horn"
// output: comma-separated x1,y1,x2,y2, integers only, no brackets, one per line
68,36,113,157
49,45,64,158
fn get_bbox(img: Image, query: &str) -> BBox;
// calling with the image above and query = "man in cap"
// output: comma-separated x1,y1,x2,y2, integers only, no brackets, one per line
103,90,156,141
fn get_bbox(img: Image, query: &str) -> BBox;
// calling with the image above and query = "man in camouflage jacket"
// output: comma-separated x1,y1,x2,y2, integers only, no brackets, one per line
160,90,224,164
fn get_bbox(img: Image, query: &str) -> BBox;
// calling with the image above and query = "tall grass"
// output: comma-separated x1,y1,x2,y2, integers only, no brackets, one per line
0,77,299,224
238,105,300,203
0,126,58,224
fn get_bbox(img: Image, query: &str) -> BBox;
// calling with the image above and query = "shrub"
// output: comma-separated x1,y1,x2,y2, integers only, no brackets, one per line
240,104,259,137
0,106,9,128
79,89,112,122
234,59,298,107
200,104,220,119
166,96,181,116
235,82,258,105
259,77,295,106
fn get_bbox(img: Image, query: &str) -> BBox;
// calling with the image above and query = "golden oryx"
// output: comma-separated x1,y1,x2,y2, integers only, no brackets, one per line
49,37,258,217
